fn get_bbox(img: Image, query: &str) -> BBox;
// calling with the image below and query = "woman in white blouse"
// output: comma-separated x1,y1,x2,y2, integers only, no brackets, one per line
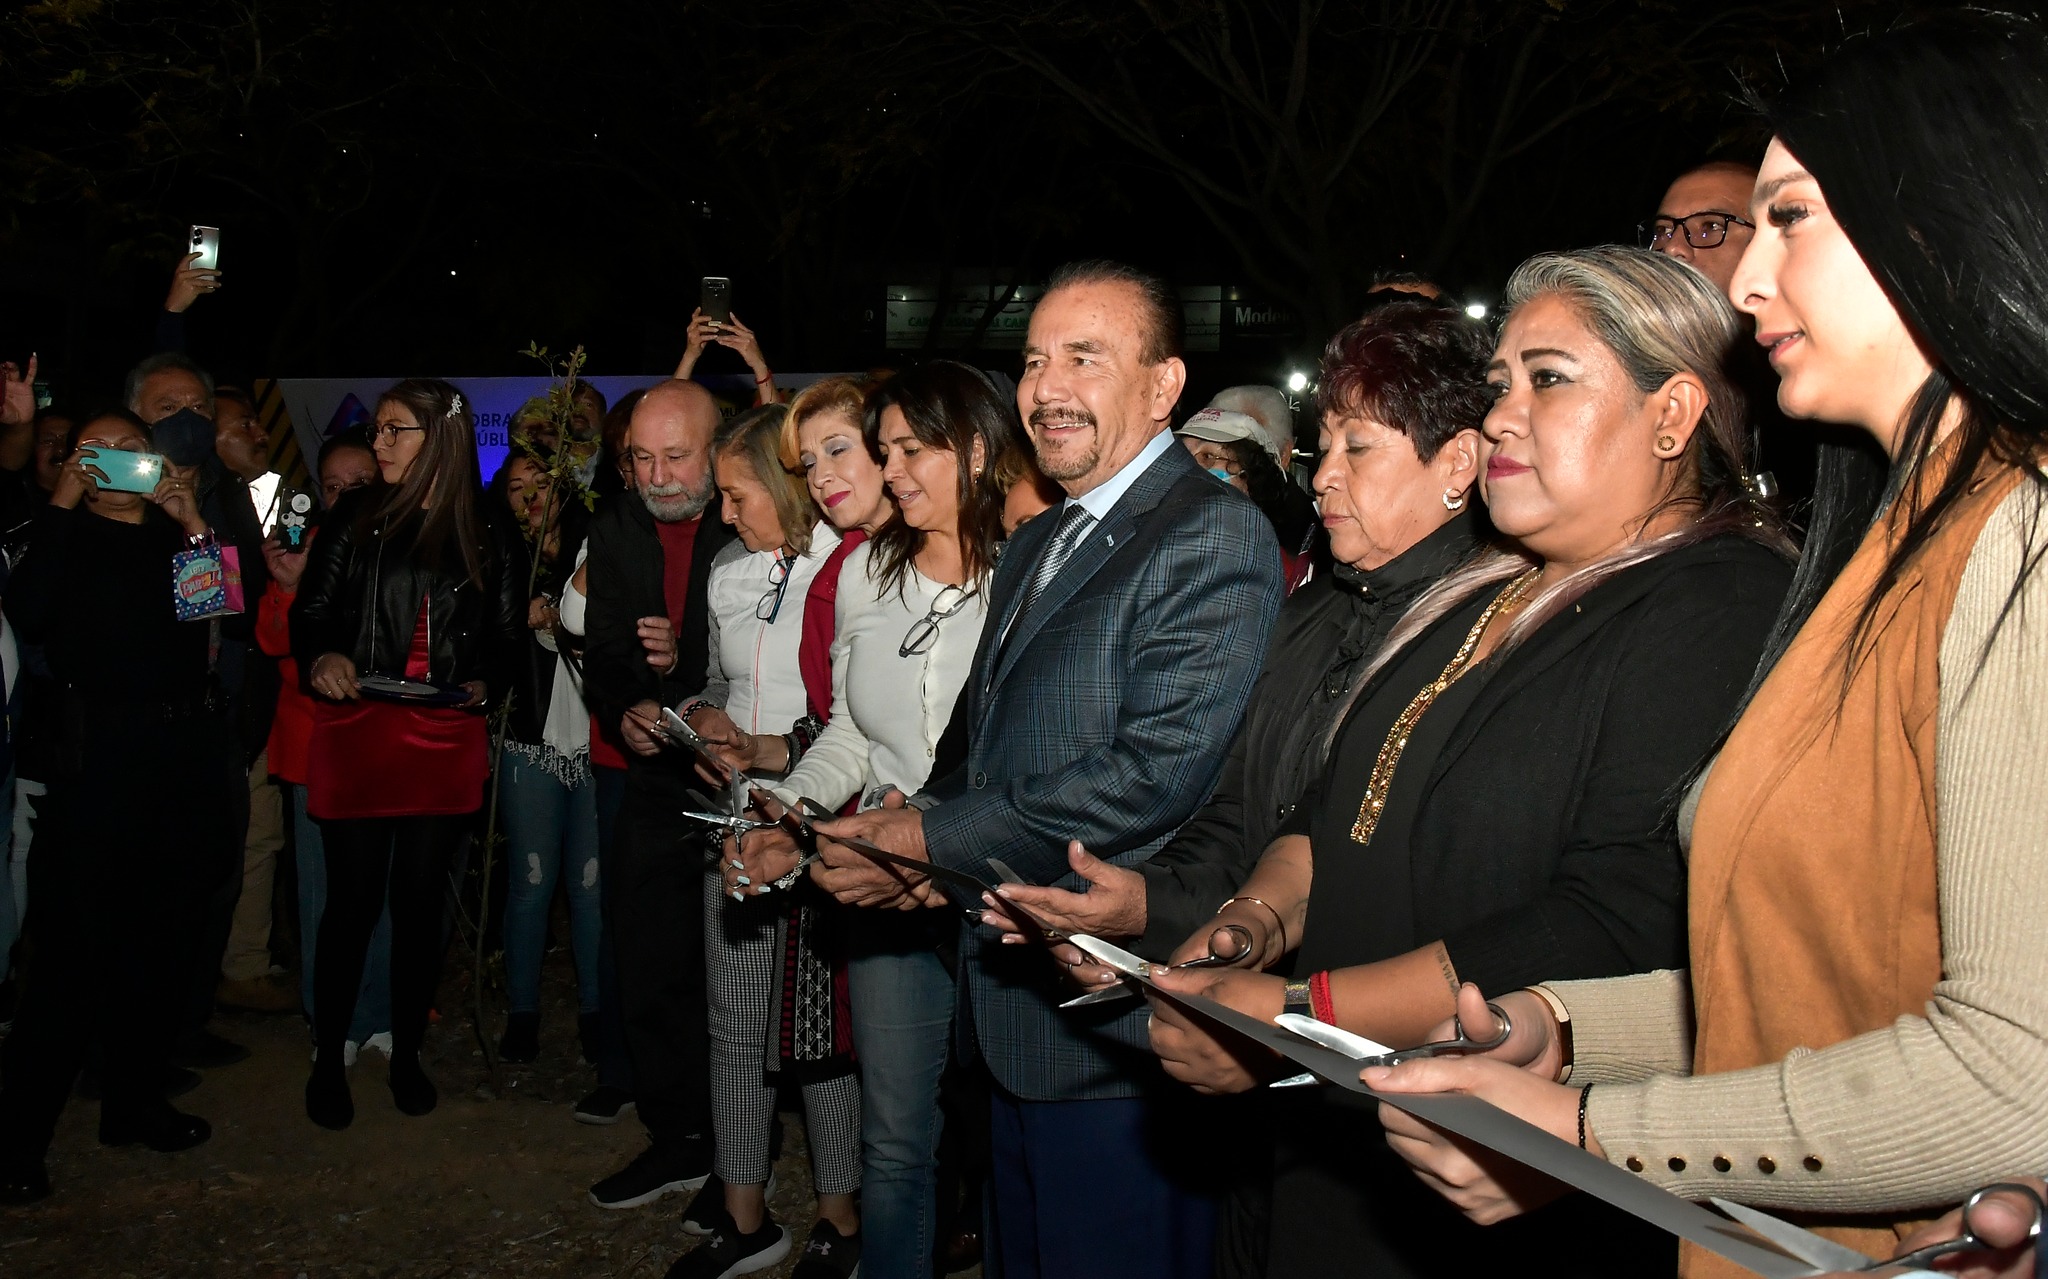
672,404,856,1275
726,362,1022,1279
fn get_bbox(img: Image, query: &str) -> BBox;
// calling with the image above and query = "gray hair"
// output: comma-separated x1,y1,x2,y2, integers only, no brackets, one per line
124,352,215,416
1501,246,1750,496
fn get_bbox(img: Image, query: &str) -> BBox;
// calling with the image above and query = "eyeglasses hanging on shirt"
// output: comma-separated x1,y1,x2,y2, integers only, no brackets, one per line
900,583,979,658
755,552,795,623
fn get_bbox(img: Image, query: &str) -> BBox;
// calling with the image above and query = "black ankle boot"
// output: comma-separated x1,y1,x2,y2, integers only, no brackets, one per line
99,1105,211,1152
389,1052,437,1117
305,1057,354,1130
498,1012,540,1064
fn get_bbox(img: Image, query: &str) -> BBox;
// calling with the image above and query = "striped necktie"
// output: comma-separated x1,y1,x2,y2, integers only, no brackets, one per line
1002,504,1095,649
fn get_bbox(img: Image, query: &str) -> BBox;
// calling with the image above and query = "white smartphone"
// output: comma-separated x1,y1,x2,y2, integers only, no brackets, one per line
189,225,221,271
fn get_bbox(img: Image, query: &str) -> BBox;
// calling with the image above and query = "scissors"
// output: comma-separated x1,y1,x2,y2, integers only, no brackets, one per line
1716,1182,2046,1274
1059,922,1258,1009
1263,1001,1512,1088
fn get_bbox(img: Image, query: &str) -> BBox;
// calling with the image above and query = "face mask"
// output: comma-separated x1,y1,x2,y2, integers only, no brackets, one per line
1208,468,1236,483
153,407,217,468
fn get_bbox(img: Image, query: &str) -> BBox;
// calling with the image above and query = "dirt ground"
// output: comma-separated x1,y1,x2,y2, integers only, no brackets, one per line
1,934,899,1278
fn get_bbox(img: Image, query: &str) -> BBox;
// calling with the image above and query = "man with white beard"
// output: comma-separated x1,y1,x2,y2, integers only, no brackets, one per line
579,380,735,1210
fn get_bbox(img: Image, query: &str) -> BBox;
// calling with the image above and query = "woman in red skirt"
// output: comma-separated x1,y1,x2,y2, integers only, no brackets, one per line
291,379,522,1129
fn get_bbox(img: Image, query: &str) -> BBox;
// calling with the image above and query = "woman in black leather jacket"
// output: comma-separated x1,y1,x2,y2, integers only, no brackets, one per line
290,378,522,1130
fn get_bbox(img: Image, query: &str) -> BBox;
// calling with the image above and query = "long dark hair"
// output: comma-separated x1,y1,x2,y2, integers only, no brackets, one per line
1737,14,2048,702
862,361,1018,599
361,378,493,588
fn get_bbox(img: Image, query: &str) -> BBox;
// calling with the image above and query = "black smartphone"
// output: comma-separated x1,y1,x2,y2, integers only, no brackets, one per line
700,276,731,325
189,225,221,271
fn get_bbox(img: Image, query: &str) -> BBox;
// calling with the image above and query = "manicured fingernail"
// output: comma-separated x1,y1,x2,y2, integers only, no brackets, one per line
731,891,745,902
735,876,750,886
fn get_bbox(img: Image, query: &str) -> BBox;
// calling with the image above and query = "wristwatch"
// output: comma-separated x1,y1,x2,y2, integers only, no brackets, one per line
1282,979,1313,1020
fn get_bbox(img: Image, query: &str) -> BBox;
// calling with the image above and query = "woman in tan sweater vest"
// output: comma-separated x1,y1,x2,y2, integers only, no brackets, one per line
1366,15,2048,1278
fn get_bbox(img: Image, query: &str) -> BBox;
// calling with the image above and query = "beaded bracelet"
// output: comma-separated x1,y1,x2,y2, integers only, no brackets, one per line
1576,1083,1595,1150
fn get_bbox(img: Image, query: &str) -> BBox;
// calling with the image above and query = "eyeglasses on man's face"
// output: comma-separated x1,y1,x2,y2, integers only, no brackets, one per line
1637,211,1755,250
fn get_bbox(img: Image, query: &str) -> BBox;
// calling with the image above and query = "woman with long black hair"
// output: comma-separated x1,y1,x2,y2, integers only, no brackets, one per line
1372,16,2048,1278
292,378,522,1130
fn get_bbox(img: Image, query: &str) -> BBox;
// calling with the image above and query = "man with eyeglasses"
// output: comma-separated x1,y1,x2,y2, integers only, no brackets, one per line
1639,159,1760,294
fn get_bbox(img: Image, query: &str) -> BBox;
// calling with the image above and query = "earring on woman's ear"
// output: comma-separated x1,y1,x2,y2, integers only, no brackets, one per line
1441,487,1466,512
1656,434,1678,454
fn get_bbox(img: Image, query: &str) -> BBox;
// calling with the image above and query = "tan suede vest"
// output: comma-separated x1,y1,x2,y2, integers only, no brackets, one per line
1679,456,2025,1278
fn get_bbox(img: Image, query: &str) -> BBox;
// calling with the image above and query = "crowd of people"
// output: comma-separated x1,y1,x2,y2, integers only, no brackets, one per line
1,12,2046,1279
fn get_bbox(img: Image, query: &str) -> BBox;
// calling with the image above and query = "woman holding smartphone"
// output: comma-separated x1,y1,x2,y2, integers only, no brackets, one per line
0,411,245,1203
292,379,522,1131
722,362,1018,1279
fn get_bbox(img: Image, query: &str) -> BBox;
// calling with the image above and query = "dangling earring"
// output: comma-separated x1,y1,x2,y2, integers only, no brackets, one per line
1656,434,1677,455
1441,487,1466,512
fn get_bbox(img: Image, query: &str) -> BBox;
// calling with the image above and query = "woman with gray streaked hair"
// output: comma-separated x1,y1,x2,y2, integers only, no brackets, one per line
1139,246,1797,1278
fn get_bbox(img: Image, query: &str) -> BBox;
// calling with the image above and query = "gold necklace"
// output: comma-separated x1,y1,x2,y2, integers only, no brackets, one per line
1350,568,1542,845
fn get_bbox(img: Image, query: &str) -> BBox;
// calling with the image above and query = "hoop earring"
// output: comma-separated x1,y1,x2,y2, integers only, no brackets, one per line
1656,434,1678,455
1441,487,1466,512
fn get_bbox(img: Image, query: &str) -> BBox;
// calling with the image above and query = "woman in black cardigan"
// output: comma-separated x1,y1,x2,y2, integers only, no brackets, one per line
1139,247,1795,1278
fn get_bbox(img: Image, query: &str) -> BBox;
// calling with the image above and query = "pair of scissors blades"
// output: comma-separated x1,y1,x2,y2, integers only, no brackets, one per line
1260,1001,1511,1087
1059,925,1256,1009
1714,1184,2046,1275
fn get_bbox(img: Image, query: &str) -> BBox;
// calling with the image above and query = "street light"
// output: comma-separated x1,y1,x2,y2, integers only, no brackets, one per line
1464,302,1488,320
1286,370,1309,393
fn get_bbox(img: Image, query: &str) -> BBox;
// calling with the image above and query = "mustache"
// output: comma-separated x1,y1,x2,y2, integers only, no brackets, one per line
1030,407,1096,430
643,481,692,497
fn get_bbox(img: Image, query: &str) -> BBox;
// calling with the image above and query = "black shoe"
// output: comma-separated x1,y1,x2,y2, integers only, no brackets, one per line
577,1011,602,1067
306,1061,353,1130
940,1226,983,1274
573,1085,635,1126
588,1140,712,1209
171,1028,249,1070
498,1012,539,1064
665,1210,789,1279
792,1220,862,1279
677,1173,726,1236
98,1106,211,1152
388,1052,437,1116
0,1154,50,1205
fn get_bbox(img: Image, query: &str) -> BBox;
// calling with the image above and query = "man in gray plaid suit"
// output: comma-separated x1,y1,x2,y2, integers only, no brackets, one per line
815,260,1284,1278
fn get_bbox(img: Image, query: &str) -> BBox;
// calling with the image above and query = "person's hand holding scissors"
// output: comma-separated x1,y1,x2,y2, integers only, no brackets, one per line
982,840,1145,948
1144,965,1290,1094
1365,982,1578,1225
811,789,938,910
724,824,803,900
1876,1179,2045,1278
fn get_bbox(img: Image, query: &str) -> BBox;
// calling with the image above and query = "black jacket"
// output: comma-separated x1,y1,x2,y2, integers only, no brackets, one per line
580,491,732,794
289,487,524,695
1134,511,1482,958
1266,532,1794,1279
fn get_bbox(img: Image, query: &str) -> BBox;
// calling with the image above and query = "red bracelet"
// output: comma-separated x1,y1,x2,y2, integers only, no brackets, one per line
754,370,774,385
1309,970,1335,1024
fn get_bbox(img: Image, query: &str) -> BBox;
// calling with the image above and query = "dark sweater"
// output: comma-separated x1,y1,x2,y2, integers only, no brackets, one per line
1134,511,1482,957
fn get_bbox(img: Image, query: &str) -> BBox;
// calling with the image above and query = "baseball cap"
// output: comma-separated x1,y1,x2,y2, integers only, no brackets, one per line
1176,407,1284,467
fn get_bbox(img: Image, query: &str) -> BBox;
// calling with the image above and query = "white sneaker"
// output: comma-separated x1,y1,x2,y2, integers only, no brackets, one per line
361,1031,394,1059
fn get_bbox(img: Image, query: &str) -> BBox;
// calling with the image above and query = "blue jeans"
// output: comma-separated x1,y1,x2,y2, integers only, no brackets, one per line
291,783,391,1044
496,747,601,1014
849,915,957,1279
